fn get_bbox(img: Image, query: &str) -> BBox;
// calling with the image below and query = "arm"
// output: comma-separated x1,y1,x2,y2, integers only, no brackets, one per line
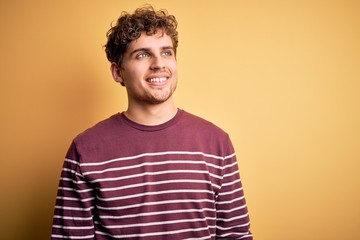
51,142,96,239
215,138,253,240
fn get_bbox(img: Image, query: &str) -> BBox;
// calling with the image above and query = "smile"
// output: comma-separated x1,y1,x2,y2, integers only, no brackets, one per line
147,77,167,83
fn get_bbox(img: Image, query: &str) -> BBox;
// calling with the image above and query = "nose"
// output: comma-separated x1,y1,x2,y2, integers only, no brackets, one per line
150,55,165,70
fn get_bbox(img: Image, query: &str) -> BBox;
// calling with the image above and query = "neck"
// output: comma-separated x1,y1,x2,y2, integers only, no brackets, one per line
125,99,177,126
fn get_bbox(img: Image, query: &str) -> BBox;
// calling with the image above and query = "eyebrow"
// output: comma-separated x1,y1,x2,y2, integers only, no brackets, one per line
128,46,174,57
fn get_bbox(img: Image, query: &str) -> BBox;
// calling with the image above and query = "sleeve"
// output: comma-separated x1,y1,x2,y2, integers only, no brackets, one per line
215,137,253,240
51,141,96,239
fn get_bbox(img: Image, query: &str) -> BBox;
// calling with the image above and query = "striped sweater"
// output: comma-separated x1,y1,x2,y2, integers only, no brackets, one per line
52,109,252,239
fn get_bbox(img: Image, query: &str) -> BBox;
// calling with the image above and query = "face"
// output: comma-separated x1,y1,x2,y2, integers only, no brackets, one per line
112,31,177,106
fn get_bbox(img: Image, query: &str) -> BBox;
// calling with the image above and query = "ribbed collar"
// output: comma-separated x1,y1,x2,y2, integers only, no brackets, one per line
118,109,183,132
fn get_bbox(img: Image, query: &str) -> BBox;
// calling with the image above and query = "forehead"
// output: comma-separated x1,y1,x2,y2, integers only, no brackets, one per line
126,31,174,53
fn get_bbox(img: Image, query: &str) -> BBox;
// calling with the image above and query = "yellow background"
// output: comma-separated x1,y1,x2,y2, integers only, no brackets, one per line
1,0,359,239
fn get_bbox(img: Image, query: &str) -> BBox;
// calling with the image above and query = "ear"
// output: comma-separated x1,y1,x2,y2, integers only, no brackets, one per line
110,62,125,86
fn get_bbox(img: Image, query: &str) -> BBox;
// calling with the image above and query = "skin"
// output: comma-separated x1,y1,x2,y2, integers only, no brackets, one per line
111,31,178,126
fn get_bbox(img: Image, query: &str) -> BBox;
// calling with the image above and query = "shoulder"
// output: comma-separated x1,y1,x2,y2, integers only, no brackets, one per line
67,113,127,161
73,113,123,145
180,110,229,138
179,110,234,155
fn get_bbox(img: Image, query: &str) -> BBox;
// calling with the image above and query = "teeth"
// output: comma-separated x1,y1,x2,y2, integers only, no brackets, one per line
148,77,167,83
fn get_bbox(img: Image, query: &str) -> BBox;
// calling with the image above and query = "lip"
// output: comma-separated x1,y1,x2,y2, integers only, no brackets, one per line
145,74,170,85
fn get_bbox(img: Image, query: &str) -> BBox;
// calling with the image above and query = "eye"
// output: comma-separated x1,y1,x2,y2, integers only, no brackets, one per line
136,52,150,59
162,50,173,57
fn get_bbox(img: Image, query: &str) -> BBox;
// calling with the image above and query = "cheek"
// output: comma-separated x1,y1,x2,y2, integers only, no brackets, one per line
168,61,177,74
123,68,142,82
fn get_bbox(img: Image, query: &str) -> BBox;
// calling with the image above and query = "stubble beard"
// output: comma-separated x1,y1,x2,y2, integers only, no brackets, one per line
143,84,177,105
129,79,177,105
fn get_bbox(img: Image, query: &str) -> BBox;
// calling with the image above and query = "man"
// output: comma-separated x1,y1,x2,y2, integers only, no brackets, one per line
51,6,252,240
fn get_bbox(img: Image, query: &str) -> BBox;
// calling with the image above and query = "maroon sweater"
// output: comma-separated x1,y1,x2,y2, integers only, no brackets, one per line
52,109,252,239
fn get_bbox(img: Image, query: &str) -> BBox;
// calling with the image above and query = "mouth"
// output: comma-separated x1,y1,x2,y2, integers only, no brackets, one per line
146,77,168,84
